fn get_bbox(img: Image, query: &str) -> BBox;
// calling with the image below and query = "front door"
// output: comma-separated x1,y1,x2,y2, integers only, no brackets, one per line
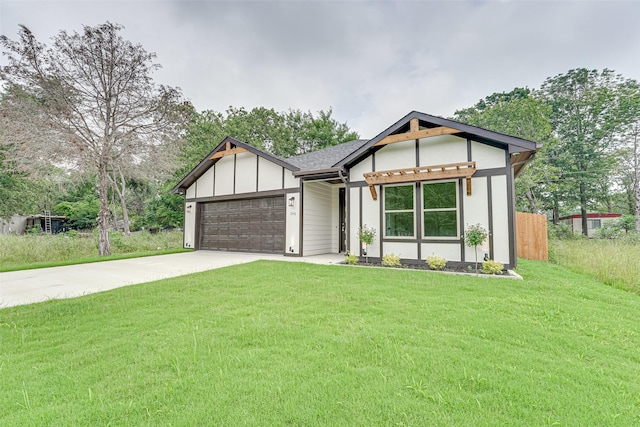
339,188,346,253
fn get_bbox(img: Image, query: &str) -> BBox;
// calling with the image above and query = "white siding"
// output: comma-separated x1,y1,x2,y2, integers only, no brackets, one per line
195,167,214,198
382,242,418,260
303,182,334,256
284,170,300,189
361,185,380,258
349,187,360,255
463,177,490,262
184,202,197,249
375,139,415,171
258,157,282,192
349,157,372,183
214,155,234,195
491,175,510,264
235,152,258,194
286,191,301,254
186,183,196,199
419,135,467,165
421,243,460,262
471,141,506,169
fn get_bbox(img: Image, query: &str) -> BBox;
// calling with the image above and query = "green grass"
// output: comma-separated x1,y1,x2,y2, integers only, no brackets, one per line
0,231,187,272
2,260,640,425
550,237,640,294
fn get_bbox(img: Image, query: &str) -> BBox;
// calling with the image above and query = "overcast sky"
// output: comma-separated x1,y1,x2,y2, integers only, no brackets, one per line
1,0,639,138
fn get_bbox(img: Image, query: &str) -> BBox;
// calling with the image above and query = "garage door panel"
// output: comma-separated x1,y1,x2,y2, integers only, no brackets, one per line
200,196,285,254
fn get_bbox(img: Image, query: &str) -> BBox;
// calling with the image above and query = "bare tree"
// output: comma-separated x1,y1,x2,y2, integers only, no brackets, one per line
1,22,184,255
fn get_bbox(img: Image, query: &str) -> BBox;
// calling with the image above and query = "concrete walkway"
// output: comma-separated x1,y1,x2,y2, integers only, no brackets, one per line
0,251,344,308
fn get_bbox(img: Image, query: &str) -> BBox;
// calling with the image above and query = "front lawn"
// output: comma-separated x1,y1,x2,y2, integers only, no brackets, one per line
0,231,187,272
1,260,639,425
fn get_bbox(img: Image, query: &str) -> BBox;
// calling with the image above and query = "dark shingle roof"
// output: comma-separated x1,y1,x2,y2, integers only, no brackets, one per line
285,139,369,171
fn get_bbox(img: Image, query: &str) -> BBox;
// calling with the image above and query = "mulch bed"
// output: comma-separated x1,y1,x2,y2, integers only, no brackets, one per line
341,260,516,278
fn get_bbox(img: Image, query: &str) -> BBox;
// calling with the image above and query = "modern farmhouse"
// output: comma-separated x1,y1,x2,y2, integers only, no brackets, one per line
172,111,539,268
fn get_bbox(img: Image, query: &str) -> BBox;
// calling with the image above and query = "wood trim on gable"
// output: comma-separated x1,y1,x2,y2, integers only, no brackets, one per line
210,141,248,159
373,122,463,147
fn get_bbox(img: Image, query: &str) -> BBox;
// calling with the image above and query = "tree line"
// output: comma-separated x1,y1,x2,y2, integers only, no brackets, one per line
1,22,638,257
453,70,640,234
0,23,359,254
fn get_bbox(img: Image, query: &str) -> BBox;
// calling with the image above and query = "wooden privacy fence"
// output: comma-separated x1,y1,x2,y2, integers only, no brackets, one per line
516,212,548,261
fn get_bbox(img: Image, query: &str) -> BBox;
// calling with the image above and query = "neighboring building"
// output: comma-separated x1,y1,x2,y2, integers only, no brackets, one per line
0,214,69,234
0,215,28,234
172,111,539,268
559,213,622,238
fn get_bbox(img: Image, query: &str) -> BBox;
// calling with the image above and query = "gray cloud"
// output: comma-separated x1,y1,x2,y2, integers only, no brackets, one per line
1,0,639,138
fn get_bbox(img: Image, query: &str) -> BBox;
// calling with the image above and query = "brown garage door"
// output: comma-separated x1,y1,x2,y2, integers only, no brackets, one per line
200,196,285,254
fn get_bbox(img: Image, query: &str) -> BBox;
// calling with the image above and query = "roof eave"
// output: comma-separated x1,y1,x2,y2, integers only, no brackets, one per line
293,167,344,179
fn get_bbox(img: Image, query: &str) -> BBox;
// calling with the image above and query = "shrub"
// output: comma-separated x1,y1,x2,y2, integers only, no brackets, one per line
464,223,488,273
595,222,621,239
358,225,376,246
358,225,376,262
426,255,447,270
381,253,401,267
617,215,637,233
548,222,574,240
344,252,359,265
109,231,135,252
481,260,504,275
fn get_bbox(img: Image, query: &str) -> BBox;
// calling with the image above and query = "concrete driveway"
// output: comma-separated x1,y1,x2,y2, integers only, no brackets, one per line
0,251,344,308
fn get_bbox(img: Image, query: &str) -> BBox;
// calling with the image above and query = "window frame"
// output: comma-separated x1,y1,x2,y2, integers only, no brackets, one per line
421,180,459,239
383,183,416,238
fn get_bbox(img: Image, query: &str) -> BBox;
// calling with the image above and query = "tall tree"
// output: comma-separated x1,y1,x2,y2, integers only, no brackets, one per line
180,107,359,174
616,79,640,229
540,69,628,236
453,88,556,213
1,23,183,254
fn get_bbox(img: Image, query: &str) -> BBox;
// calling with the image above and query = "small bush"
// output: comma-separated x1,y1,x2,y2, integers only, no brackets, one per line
344,252,359,265
426,255,447,270
381,253,401,268
548,222,574,240
595,222,621,239
481,260,504,275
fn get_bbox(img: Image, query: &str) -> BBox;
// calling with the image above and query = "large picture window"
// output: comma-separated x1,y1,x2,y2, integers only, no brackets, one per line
384,185,414,237
423,181,458,237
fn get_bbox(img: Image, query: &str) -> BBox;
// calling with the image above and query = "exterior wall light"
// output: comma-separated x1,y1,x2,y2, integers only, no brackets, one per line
186,204,193,213
288,196,295,207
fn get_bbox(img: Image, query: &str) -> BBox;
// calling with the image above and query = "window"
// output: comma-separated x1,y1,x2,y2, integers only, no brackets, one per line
423,181,458,237
589,219,601,229
384,185,414,237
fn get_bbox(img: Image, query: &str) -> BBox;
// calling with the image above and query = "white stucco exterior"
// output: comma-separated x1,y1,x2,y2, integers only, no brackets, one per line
346,132,516,266
175,113,535,267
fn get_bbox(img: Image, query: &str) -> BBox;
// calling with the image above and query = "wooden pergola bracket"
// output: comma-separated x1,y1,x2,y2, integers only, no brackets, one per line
363,161,476,199
374,119,463,147
369,184,378,201
210,141,248,160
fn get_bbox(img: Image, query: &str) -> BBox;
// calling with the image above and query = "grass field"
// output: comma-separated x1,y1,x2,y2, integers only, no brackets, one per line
0,231,186,272
2,260,640,425
550,237,640,294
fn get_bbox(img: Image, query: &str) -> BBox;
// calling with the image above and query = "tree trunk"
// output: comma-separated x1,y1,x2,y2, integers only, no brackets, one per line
580,184,589,237
634,128,640,230
107,169,131,236
97,163,111,256
118,188,130,236
526,189,537,213
117,170,130,236
110,188,119,231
